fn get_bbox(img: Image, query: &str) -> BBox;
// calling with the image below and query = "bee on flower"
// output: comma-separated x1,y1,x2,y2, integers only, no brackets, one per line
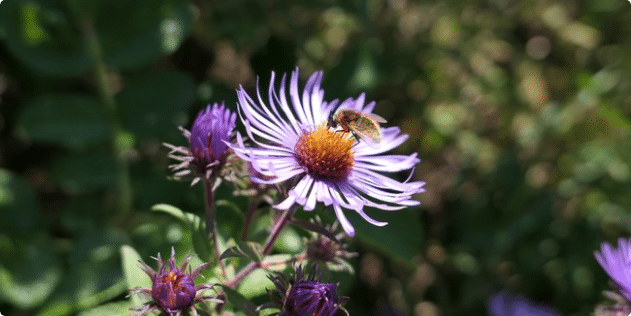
230,68,425,237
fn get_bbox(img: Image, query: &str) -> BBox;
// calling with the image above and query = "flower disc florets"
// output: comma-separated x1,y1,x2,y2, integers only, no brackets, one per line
294,124,354,181
151,260,196,312
129,249,217,316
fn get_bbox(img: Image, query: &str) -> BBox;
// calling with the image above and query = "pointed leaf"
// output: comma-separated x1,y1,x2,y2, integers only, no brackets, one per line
151,204,211,261
289,218,339,242
220,242,263,263
121,245,152,308
220,285,259,316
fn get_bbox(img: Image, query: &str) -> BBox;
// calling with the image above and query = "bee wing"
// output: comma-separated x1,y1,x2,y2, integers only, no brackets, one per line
365,113,387,123
353,127,381,149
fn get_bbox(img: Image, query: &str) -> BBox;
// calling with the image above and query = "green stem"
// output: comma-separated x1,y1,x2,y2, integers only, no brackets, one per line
240,196,260,241
83,18,133,220
226,207,295,288
204,178,227,280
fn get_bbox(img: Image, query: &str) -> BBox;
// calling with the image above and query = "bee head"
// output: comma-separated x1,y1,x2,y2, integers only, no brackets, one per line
327,113,338,128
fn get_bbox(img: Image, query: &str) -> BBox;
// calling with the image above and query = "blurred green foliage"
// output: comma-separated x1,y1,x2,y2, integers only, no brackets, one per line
1,0,631,315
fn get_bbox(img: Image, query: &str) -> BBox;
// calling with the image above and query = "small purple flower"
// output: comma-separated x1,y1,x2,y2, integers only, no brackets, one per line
189,103,236,172
129,249,217,316
230,68,425,236
165,103,237,185
268,266,346,316
488,292,561,316
595,238,631,301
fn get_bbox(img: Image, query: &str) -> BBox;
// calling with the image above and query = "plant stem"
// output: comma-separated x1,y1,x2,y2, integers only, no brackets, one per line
226,207,295,288
83,18,133,220
240,196,260,241
262,207,294,255
204,178,227,279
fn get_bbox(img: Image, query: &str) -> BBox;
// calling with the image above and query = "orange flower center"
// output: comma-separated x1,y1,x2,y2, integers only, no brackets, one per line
294,123,354,181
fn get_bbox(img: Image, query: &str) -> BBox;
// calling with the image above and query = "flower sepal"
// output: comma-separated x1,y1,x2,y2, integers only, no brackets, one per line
128,248,221,316
263,266,348,316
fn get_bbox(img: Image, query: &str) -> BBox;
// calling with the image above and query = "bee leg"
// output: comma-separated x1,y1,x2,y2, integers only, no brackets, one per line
351,132,361,143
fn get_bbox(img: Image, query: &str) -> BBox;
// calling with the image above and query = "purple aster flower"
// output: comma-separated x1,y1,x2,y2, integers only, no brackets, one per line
267,266,346,316
165,103,237,185
129,249,218,316
595,238,631,301
230,68,425,236
488,291,561,316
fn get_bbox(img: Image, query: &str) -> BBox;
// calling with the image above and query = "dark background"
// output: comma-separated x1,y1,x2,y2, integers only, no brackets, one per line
1,0,631,315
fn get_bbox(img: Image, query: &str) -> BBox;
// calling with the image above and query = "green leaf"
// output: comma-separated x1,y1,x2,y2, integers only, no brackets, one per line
77,301,132,316
0,169,42,236
120,245,152,308
17,94,112,147
151,204,211,262
34,226,128,315
117,70,195,142
220,242,263,262
352,207,424,265
323,41,381,97
237,268,274,300
273,225,303,254
51,152,116,193
63,227,128,310
0,235,62,309
220,285,259,316
0,0,91,77
95,0,193,69
58,197,102,234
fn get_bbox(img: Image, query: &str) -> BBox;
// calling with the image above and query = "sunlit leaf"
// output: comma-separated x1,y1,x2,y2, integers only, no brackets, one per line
0,0,91,77
77,301,132,316
236,268,274,300
120,245,152,308
151,204,211,262
220,285,259,316
96,0,193,69
0,235,62,309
